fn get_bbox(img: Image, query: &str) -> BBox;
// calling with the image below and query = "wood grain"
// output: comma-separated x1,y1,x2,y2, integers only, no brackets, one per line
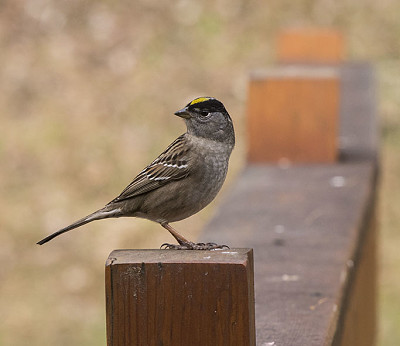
105,249,255,346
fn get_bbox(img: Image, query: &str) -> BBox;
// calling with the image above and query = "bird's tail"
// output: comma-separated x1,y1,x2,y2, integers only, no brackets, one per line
37,207,122,245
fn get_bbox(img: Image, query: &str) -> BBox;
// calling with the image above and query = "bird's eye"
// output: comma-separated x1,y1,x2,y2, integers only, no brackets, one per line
199,111,209,117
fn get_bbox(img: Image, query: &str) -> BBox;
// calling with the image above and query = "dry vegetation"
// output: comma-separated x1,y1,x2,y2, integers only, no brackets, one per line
0,1,399,345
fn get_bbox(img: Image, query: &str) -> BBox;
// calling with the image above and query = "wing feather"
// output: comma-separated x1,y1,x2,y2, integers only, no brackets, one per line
108,134,191,204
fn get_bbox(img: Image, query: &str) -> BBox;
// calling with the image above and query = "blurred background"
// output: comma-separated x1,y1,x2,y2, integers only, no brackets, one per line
1,1,399,345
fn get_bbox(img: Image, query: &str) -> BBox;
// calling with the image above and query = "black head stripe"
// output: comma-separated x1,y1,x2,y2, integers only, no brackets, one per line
187,97,226,113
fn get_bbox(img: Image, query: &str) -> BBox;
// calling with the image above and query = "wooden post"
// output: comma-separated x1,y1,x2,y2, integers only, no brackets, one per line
277,28,345,63
105,249,255,346
246,66,339,163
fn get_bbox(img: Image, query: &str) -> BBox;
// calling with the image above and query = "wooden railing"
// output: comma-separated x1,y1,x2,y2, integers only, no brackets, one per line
105,29,379,346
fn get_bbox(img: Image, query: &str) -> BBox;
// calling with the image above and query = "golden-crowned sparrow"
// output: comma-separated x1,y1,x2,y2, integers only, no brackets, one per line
37,97,235,250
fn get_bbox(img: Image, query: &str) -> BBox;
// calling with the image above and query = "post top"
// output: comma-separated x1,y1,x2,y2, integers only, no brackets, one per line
106,248,253,266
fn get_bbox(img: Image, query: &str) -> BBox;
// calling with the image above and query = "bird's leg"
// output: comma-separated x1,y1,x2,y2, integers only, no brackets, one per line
161,223,193,248
160,223,229,250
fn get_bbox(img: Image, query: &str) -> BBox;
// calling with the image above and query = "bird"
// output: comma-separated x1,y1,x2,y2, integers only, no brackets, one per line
37,97,235,250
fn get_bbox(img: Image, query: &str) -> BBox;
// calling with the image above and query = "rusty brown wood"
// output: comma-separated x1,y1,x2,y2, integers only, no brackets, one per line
277,28,346,63
105,249,255,346
246,66,339,163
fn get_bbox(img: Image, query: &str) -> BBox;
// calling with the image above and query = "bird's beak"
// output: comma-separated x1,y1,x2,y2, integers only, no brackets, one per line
174,107,192,119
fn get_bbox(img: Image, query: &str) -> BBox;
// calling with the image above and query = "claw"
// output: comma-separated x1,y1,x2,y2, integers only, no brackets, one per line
160,242,230,250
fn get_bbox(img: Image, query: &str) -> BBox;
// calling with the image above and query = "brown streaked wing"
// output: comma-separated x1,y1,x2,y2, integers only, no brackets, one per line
108,134,191,203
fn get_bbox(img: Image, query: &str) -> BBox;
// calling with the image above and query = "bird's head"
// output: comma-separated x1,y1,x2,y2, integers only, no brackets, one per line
174,97,235,145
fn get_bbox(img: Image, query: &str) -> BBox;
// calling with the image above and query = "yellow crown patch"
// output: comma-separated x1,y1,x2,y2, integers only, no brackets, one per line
189,97,211,106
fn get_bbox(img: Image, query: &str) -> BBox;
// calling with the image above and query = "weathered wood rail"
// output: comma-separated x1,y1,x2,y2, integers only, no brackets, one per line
202,62,378,345
105,30,378,346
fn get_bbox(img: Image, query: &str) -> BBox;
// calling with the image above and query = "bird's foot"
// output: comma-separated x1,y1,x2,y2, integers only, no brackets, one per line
160,242,229,250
